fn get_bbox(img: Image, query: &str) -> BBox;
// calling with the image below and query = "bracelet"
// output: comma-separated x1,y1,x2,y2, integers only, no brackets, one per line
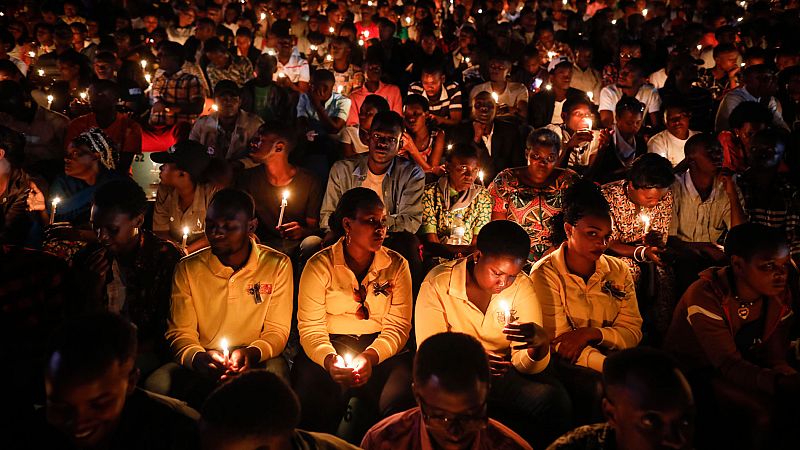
633,246,647,262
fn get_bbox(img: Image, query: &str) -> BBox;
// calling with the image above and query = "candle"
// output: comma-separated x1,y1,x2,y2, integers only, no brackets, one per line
611,19,617,24
737,16,743,22
545,83,552,91
464,56,471,65
478,170,485,185
477,8,482,14
358,39,364,46
260,12,267,21
584,118,593,130
368,0,373,6
491,91,499,103
277,71,286,78
329,26,335,33
28,50,36,58
79,91,87,101
562,0,568,4
447,144,453,150
740,62,746,67
267,49,276,56
547,51,557,61
499,300,511,325
37,68,45,77
50,197,61,225
642,8,648,16
337,85,344,94
363,30,370,38
696,44,702,51
181,226,189,250
47,94,54,109
405,16,412,24
344,353,353,368
310,44,318,52
144,73,151,83
639,213,651,235
220,338,229,365
325,54,333,62
211,103,219,112
587,91,594,101
140,60,147,70
277,190,289,228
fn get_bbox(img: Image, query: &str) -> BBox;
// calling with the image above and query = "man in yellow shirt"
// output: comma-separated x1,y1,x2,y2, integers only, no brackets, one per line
415,220,571,449
147,189,293,407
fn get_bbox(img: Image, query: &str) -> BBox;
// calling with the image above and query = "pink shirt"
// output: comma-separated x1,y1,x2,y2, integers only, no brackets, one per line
346,82,403,125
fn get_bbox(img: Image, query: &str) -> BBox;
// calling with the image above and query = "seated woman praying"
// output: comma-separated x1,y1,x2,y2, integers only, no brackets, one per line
420,143,492,262
293,187,414,442
532,180,642,423
415,219,571,449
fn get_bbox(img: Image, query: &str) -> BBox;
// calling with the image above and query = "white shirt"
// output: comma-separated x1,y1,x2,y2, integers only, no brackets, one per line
469,81,529,108
551,99,566,124
338,125,369,154
648,68,668,89
647,129,699,166
599,83,661,115
362,170,386,204
273,48,310,84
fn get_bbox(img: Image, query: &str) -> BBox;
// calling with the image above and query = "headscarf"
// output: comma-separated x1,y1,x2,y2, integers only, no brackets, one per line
72,128,116,170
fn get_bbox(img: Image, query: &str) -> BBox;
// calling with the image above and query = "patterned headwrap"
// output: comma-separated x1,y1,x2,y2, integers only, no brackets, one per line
72,128,116,170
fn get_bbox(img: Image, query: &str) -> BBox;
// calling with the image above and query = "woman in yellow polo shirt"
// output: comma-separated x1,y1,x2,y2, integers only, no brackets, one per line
293,187,414,441
532,180,642,423
415,220,570,449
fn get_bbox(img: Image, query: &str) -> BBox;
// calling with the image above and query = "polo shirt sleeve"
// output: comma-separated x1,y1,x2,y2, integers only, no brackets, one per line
598,86,616,112
594,264,643,360
447,83,462,110
334,96,352,122
367,258,413,363
414,271,450,348
531,260,572,343
152,186,172,233
165,261,206,368
249,253,293,361
297,94,311,118
297,252,338,367
511,276,550,374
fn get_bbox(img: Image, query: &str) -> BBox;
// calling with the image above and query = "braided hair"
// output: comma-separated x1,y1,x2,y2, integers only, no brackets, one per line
72,128,116,170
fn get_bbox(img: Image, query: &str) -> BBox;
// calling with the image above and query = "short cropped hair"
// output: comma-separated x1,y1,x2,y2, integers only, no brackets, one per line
724,223,788,261
603,347,686,394
526,128,561,154
362,94,390,113
476,220,531,261
93,178,148,218
46,312,138,384
312,68,335,84
414,333,490,393
208,189,256,220
370,110,404,134
446,142,480,162
201,370,300,438
258,121,296,151
626,153,675,189
330,187,384,236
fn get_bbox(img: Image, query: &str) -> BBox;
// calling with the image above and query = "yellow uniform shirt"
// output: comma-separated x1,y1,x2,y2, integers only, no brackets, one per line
166,239,293,367
532,244,643,372
298,238,412,367
415,258,550,374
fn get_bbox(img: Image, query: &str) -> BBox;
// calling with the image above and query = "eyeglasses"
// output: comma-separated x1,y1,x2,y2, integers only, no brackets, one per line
418,397,488,432
353,285,370,320
371,133,399,145
526,151,558,163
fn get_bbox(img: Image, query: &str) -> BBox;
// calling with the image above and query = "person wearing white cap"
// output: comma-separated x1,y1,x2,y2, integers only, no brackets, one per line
528,56,587,128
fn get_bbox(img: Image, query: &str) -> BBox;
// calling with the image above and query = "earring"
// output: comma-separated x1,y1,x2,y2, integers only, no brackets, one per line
346,232,351,245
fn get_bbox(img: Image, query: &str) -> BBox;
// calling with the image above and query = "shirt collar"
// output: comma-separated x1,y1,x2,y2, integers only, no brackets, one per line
353,154,396,178
331,237,393,277
550,243,611,285
447,258,470,300
207,238,261,278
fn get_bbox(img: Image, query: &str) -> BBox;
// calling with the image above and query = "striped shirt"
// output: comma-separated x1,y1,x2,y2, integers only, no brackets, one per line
407,81,462,117
736,172,800,256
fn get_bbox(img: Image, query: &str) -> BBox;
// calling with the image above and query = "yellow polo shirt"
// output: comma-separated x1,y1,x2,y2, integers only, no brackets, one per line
166,239,293,367
298,238,412,367
531,244,643,372
415,258,550,374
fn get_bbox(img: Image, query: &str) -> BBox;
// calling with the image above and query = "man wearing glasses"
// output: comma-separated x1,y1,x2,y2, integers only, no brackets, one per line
362,332,532,450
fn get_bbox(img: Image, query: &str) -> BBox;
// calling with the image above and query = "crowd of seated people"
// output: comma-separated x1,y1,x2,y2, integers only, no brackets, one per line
2,0,800,449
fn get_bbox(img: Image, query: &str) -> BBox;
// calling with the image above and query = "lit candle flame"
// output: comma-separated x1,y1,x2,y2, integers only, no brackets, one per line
211,103,219,112
260,12,267,21
740,62,746,67
79,91,87,100
737,16,743,22
28,51,36,58
267,49,276,56
642,8,648,16
491,91,499,103
545,83,552,91
611,19,617,25
220,338,229,364
47,94,54,108
547,51,557,60
584,118,593,130
329,26,335,33
182,226,189,237
464,56,471,64
696,44,702,51
363,30,370,38
144,73,151,83
587,91,594,101
140,60,147,70
282,190,290,203
358,39,364,46
478,170,485,185
499,300,511,325
337,85,343,94
405,16,412,23
38,69,45,77
639,213,651,234
368,0,373,5
447,144,453,150
325,54,333,62
477,8,482,14
52,197,61,208
310,44,318,51
344,353,353,367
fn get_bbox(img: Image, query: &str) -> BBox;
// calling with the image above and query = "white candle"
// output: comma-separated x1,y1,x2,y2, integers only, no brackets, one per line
642,8,648,17
499,300,511,325
220,338,229,365
491,91,499,103
277,190,289,228
478,170,485,185
639,213,651,235
50,197,61,225
181,226,189,251
37,69,45,77
587,91,594,101
47,94,54,109
140,60,147,70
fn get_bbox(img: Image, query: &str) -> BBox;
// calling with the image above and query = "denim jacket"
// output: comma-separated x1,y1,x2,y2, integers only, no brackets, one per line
320,154,425,234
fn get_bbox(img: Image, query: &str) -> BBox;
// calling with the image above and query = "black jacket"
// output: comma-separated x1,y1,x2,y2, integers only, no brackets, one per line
585,133,647,185
528,87,586,128
451,120,527,182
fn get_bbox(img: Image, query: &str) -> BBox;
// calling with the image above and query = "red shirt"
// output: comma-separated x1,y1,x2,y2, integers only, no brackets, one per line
65,112,143,155
346,82,404,125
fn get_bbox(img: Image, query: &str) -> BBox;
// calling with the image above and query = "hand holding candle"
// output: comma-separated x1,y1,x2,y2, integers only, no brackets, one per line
50,196,61,225
639,212,651,235
277,190,289,228
221,338,230,366
478,170,485,186
181,226,189,251
500,300,511,326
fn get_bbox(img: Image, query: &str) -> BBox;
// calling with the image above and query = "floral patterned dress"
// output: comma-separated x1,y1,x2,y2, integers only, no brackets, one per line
489,167,579,264
601,180,675,335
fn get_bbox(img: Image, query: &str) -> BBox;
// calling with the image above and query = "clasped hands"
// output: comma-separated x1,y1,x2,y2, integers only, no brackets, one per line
192,347,261,381
488,321,550,377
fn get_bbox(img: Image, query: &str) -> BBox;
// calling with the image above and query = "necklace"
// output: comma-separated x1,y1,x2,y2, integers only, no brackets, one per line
734,296,759,320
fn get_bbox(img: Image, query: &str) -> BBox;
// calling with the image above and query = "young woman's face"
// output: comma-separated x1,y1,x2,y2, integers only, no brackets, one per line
472,252,525,294
343,205,387,253
565,215,613,262
359,105,379,130
732,247,790,298
64,144,99,178
446,155,480,192
627,183,670,208
91,207,143,255
403,103,427,130
525,144,558,185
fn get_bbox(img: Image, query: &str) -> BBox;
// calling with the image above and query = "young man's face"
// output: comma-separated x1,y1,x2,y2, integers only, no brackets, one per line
421,72,443,98
205,206,255,260
715,50,740,73
686,146,721,175
488,59,511,83
732,247,791,298
746,139,784,169
665,108,690,138
472,95,496,125
45,358,136,449
616,110,644,136
414,377,489,450
368,126,402,165
311,79,334,102
604,377,695,450
552,65,573,90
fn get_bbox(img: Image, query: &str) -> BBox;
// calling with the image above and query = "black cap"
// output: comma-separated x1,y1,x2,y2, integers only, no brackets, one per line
213,80,241,97
151,139,212,180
